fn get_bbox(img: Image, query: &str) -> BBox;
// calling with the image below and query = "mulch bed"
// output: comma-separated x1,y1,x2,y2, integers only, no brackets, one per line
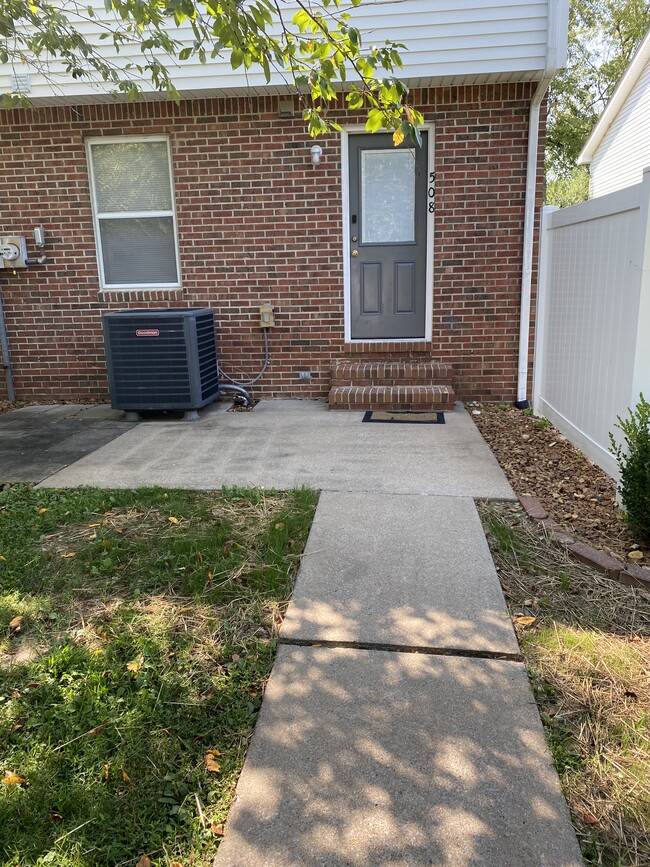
471,404,649,566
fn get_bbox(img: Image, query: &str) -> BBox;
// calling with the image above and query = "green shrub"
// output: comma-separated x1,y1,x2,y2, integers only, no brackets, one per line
609,394,650,544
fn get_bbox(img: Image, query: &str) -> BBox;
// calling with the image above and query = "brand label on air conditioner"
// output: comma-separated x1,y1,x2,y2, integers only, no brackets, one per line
135,329,160,337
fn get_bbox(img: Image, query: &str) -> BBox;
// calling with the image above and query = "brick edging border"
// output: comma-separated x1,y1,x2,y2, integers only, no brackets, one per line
518,495,650,591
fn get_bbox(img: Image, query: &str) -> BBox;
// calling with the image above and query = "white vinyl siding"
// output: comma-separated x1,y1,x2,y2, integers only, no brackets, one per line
590,58,650,198
87,137,181,291
1,0,558,103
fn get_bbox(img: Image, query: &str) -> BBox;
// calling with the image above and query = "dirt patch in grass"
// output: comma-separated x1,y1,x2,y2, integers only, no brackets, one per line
0,484,317,866
481,501,650,866
471,403,649,564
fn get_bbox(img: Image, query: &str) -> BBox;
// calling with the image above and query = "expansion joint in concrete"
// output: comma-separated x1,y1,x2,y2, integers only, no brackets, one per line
279,636,523,663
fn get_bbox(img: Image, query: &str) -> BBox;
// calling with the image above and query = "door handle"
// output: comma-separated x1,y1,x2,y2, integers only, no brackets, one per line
351,250,359,257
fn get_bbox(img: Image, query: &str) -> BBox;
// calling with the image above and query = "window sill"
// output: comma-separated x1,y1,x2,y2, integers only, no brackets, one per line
99,286,184,302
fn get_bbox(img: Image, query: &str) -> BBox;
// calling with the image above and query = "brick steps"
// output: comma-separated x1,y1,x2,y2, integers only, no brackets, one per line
328,359,456,411
331,360,453,387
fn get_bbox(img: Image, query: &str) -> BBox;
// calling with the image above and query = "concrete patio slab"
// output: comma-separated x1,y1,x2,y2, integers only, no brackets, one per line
281,492,519,655
0,405,134,483
40,400,515,498
215,645,583,867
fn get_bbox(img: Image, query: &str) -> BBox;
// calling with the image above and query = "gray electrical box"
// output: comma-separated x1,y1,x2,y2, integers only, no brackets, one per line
102,308,220,412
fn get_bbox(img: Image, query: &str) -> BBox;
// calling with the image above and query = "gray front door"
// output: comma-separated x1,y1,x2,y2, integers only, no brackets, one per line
349,132,428,339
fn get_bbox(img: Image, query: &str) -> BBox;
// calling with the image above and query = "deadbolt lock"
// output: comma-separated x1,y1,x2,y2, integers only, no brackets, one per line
352,235,358,242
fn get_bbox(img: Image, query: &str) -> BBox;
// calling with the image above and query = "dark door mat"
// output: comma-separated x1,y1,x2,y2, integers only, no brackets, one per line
362,410,445,424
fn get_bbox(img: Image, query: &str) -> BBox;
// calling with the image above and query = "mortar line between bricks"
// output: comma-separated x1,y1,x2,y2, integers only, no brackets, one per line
279,637,523,662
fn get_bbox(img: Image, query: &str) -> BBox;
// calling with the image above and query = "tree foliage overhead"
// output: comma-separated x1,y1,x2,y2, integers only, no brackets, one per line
0,0,423,142
547,0,650,179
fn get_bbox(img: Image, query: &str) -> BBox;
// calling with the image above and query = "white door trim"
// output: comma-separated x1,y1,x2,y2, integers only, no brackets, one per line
341,123,435,344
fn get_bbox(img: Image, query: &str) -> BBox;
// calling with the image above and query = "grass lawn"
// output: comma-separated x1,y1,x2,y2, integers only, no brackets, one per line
0,484,317,866
481,502,650,867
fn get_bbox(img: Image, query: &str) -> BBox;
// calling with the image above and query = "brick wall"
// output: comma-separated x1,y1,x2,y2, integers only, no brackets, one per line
0,84,544,403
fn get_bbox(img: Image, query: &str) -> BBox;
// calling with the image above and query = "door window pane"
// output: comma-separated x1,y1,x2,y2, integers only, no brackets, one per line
91,141,173,212
99,217,178,285
361,150,415,244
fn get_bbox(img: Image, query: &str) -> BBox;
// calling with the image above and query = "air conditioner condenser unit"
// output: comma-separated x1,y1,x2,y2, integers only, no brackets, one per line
102,308,219,414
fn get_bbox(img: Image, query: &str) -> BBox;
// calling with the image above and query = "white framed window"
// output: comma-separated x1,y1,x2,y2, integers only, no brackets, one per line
87,136,181,290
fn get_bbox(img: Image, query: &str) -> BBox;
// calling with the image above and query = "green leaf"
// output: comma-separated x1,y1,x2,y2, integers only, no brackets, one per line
230,47,244,69
365,108,384,133
346,90,364,109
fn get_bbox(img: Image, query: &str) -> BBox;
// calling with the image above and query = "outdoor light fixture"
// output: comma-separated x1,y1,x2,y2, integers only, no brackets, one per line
310,144,323,166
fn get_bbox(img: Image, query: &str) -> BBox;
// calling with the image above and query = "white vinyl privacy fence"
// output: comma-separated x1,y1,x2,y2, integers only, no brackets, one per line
533,167,650,479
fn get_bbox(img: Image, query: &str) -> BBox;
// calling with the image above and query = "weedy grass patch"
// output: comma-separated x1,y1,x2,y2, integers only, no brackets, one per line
0,484,317,866
480,502,650,867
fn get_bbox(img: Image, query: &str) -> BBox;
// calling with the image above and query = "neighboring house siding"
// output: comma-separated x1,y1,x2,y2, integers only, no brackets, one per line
590,58,650,197
0,84,542,404
0,0,550,101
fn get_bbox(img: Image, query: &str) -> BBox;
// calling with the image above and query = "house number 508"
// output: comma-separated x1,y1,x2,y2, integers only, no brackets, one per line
428,171,436,213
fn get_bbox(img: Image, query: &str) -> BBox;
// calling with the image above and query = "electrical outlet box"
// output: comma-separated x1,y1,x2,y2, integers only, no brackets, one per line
298,371,311,381
0,236,28,269
259,304,275,328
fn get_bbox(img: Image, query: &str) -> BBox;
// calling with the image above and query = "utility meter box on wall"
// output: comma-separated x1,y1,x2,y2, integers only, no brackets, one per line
0,237,28,269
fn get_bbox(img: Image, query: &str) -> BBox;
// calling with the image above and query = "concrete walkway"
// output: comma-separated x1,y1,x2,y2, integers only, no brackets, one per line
39,400,513,497
216,493,582,867
0,403,132,483
28,400,582,865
